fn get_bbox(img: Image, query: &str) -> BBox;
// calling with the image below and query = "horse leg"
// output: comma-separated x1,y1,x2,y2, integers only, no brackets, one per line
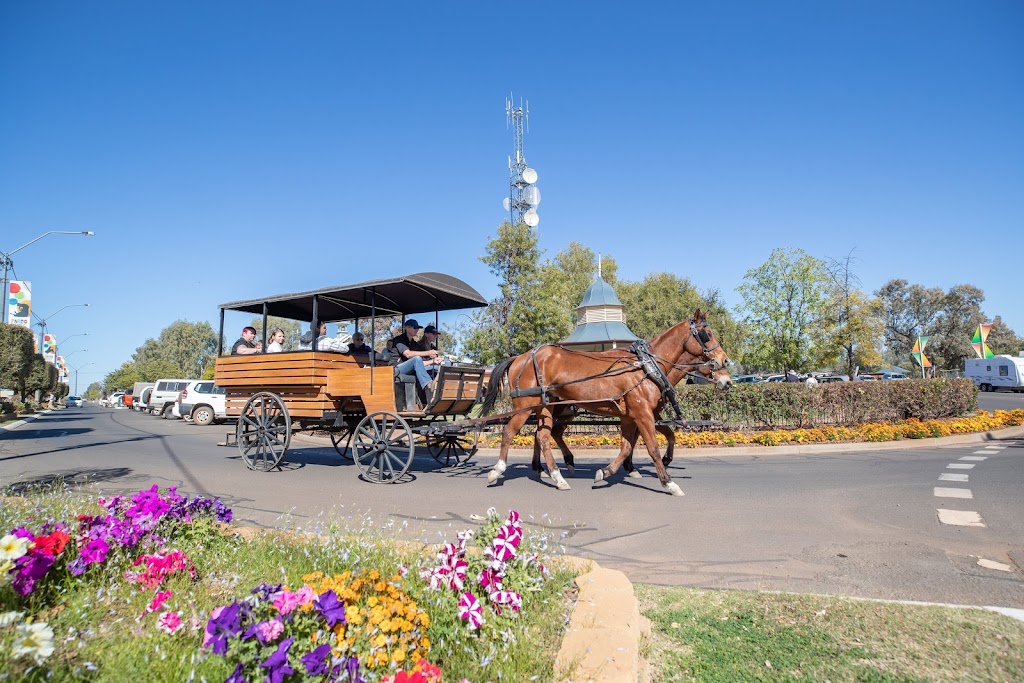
488,409,532,484
657,424,675,467
552,421,576,476
531,436,543,477
635,415,684,496
619,423,643,479
594,418,638,483
537,408,570,491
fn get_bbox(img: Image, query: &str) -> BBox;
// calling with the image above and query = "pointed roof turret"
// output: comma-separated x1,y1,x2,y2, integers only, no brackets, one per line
561,275,640,349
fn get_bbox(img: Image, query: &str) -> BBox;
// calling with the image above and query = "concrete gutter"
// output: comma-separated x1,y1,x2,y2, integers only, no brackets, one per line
0,409,52,435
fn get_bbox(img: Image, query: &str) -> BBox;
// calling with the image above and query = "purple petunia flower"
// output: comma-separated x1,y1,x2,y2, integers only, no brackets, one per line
301,643,332,676
260,637,295,683
344,656,366,683
314,589,346,628
12,552,54,595
67,557,88,576
204,602,242,655
80,537,109,564
224,661,247,683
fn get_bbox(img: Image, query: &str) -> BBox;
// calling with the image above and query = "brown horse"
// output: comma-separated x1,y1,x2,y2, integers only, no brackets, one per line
480,309,731,495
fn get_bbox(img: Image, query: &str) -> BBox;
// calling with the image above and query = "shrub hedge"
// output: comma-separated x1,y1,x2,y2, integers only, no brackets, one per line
676,378,976,430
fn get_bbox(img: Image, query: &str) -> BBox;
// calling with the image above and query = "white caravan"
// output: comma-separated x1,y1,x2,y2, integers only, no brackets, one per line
964,355,1024,392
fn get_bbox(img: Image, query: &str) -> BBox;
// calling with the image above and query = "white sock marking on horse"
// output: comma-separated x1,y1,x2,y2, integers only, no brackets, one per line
628,470,642,479
552,469,571,490
664,481,685,496
487,459,507,483
594,468,605,483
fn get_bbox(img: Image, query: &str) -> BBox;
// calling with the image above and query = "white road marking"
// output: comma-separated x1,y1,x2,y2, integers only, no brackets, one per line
972,450,991,454
960,455,987,461
939,473,969,482
983,446,1006,450
937,510,986,527
977,558,1013,572
934,487,973,499
947,463,975,469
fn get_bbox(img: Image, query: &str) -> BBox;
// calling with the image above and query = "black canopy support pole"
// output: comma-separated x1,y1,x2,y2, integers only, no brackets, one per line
369,289,376,390
218,308,225,357
311,296,319,353
261,303,268,352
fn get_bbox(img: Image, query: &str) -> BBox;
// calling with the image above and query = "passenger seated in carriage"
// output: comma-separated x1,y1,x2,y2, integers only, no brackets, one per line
298,321,351,353
390,319,440,400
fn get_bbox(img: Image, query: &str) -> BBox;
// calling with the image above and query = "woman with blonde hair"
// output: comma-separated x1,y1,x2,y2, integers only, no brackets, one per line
265,328,286,353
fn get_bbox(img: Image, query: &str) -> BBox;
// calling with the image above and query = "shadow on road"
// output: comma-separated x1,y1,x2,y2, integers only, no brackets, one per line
0,427,95,441
4,467,135,494
0,434,154,462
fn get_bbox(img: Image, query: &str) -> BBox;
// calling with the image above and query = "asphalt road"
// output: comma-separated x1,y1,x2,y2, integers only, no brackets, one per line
1,402,1022,611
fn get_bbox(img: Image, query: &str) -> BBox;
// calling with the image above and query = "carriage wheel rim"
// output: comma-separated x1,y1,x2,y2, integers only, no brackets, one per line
237,392,291,471
353,412,413,483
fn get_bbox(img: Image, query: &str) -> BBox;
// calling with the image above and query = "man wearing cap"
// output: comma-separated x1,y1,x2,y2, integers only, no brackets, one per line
390,319,439,400
231,327,262,355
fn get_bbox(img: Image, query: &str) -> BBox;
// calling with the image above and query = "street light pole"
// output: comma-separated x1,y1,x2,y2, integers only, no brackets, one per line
69,362,94,396
1,231,95,323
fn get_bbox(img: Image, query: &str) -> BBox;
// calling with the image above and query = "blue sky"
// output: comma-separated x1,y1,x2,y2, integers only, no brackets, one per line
2,1,1021,388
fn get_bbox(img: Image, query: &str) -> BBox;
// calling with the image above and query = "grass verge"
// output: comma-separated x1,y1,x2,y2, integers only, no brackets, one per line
637,585,1024,682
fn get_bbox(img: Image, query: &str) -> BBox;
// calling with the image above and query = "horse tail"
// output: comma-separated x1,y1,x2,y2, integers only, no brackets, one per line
480,356,516,416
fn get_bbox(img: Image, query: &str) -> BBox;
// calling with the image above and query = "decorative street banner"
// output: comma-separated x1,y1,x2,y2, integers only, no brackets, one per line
971,323,993,359
911,336,931,376
7,280,32,327
56,355,67,382
42,333,57,364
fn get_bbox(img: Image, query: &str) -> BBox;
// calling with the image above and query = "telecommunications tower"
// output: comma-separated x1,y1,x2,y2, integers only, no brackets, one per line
504,96,541,228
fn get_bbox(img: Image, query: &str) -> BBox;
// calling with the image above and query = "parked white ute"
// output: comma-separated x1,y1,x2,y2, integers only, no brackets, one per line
176,380,228,426
964,355,1024,392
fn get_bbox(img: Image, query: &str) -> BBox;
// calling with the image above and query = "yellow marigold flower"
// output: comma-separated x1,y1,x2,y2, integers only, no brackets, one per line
375,634,387,648
367,596,378,608
368,570,380,580
303,571,324,582
381,618,393,632
370,611,384,626
374,581,387,592
392,649,406,664
420,636,430,650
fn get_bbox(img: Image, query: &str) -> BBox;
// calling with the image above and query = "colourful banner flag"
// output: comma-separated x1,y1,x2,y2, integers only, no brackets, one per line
971,324,993,359
42,333,57,364
912,336,932,368
6,280,32,327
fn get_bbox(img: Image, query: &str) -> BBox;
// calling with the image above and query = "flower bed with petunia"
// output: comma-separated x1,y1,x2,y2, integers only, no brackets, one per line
482,409,1024,450
0,485,576,682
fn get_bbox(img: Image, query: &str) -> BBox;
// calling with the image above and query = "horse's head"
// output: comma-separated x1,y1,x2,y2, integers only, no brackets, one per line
686,308,732,390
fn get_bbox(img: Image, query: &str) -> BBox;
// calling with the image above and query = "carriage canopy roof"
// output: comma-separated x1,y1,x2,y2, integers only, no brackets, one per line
218,272,488,321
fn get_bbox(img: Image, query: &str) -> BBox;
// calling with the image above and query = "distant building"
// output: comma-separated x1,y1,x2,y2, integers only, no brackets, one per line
560,275,640,352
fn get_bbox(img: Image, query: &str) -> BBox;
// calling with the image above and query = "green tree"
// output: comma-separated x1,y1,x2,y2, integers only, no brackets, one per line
875,279,943,367
0,323,35,394
84,382,102,401
930,284,985,371
822,252,884,377
986,316,1024,356
463,222,544,364
536,243,619,342
736,248,832,373
617,273,704,340
22,355,58,401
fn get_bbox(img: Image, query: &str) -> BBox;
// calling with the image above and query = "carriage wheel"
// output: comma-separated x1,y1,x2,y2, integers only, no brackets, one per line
330,428,354,461
236,392,291,472
426,428,479,467
352,411,414,483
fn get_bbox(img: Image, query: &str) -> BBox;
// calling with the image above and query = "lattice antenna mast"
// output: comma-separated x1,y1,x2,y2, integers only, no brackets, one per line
504,95,540,228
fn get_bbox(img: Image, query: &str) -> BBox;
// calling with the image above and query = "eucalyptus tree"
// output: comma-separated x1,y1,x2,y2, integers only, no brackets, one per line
736,248,832,374
875,279,944,367
986,316,1024,356
823,251,884,378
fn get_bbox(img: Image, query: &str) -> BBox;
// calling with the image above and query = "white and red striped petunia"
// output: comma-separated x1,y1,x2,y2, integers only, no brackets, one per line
457,592,484,629
489,589,523,612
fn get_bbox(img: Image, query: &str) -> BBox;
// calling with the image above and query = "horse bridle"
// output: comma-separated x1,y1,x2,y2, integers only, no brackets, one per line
688,319,728,374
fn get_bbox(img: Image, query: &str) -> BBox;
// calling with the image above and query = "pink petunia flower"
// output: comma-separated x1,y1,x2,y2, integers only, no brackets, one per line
147,590,174,613
157,611,183,634
257,619,284,643
273,590,301,615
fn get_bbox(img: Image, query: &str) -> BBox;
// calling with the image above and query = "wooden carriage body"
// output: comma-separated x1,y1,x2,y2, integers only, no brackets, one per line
214,272,489,480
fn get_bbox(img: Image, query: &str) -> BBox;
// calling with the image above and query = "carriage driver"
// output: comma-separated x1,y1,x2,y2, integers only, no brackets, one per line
390,319,439,400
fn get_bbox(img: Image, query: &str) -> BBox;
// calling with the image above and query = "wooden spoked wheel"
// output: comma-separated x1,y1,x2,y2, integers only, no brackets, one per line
352,411,414,483
426,428,479,467
330,428,354,461
236,392,291,472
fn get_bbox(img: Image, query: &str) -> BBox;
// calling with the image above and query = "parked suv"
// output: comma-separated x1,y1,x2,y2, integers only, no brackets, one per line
148,379,195,418
176,381,227,426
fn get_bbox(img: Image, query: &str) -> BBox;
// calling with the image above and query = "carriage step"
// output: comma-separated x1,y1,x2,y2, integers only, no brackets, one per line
219,432,237,447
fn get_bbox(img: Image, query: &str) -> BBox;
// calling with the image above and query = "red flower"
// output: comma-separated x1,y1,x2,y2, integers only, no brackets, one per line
33,530,71,556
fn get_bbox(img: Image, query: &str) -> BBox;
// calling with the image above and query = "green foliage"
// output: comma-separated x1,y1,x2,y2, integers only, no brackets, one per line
248,315,302,351
821,253,884,378
53,383,69,401
876,279,944,367
20,355,58,401
737,248,833,373
104,358,183,393
536,242,619,342
463,221,545,364
987,316,1024,356
677,378,976,429
930,284,985,371
0,323,35,393
84,382,102,400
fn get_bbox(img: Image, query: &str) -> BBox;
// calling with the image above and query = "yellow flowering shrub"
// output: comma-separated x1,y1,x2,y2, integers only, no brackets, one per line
301,569,430,671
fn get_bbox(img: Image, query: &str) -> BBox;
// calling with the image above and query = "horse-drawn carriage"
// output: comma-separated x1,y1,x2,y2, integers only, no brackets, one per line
215,270,733,495
214,272,490,482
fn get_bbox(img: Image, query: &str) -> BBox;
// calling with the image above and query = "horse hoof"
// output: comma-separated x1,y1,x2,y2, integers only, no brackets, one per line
565,465,575,477
594,469,605,483
628,470,642,479
539,470,550,479
664,481,685,497
487,460,507,484
487,470,501,484
552,471,571,490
